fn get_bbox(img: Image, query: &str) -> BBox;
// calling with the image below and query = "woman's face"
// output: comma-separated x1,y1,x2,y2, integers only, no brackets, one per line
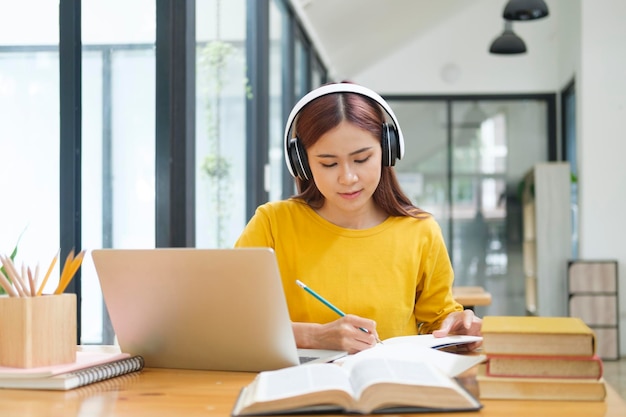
307,121,382,217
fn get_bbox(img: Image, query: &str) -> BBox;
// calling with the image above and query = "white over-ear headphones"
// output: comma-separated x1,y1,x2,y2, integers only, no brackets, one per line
283,83,405,180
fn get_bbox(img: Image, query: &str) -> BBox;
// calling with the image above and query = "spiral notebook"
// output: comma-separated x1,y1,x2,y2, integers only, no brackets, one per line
0,353,144,390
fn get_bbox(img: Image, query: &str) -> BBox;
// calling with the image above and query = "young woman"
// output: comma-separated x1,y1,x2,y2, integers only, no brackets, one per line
236,82,482,353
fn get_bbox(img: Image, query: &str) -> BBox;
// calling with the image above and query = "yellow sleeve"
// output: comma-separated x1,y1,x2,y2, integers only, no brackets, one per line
234,204,275,249
413,220,463,334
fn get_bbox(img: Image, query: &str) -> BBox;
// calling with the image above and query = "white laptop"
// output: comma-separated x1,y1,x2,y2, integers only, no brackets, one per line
91,247,346,372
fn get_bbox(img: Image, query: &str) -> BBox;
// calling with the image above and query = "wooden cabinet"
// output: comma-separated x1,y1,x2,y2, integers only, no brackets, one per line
568,260,620,360
522,162,572,317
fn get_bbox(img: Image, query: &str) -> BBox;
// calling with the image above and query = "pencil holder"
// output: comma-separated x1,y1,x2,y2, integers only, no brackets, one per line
0,293,77,368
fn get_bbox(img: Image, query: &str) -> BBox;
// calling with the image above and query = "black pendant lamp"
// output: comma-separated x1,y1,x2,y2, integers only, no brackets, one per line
489,21,527,55
503,0,549,21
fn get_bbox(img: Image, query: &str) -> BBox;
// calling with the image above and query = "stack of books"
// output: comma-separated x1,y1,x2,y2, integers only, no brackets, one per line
477,316,607,401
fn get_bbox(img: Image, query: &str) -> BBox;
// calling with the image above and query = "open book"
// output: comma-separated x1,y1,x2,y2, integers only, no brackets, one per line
232,356,482,415
379,334,483,351
335,334,485,377
232,343,485,416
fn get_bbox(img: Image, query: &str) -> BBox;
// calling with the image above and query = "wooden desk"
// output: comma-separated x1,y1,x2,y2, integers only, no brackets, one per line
1,366,624,417
453,286,492,310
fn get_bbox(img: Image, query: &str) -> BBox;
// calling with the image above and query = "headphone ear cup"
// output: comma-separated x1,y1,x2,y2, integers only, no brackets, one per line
287,137,312,180
381,123,400,167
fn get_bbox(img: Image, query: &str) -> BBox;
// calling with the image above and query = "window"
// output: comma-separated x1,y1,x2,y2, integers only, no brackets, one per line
81,0,156,344
387,96,554,316
0,2,60,296
1,0,325,344
268,0,286,202
196,0,248,248
561,80,578,259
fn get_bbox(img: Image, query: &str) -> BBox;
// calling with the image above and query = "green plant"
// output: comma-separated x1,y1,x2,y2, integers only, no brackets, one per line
0,229,26,295
198,40,235,247
196,0,252,247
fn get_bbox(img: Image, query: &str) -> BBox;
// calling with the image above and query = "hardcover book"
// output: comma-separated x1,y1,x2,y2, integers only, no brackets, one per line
476,365,606,401
481,316,596,356
485,353,603,379
232,357,482,415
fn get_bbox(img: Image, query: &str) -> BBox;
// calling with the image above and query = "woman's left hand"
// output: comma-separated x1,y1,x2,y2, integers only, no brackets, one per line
432,309,483,350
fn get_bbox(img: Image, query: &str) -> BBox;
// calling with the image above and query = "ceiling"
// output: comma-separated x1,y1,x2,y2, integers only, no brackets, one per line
290,0,478,79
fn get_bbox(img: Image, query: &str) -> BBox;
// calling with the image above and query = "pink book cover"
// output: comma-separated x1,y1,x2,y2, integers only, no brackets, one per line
0,350,130,379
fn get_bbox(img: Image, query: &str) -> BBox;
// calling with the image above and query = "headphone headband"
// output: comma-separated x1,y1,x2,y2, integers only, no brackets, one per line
283,83,405,178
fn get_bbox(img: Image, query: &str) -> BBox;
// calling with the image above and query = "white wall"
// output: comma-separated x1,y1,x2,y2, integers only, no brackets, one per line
555,0,581,87
354,0,626,355
578,1,626,355
356,0,560,94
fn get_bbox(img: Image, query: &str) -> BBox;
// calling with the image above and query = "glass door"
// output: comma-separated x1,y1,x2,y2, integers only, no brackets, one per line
388,97,551,317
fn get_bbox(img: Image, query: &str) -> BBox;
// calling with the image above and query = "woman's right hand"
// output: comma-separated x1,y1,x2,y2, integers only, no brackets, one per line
292,315,379,354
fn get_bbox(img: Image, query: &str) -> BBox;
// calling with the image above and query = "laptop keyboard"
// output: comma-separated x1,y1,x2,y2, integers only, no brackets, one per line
298,356,319,364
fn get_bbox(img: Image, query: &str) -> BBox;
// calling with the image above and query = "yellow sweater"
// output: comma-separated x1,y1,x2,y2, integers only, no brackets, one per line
235,199,462,340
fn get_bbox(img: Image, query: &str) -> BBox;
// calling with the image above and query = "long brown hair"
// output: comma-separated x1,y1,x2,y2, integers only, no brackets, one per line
291,83,427,218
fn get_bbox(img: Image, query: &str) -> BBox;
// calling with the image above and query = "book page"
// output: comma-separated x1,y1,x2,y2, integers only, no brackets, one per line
338,343,485,377
345,357,455,398
253,363,353,401
383,334,483,349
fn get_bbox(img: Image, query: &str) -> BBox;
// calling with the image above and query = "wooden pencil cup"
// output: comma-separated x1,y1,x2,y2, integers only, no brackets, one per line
0,293,77,368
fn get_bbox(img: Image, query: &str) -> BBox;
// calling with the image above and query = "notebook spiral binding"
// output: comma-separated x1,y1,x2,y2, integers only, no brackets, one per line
69,356,145,388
